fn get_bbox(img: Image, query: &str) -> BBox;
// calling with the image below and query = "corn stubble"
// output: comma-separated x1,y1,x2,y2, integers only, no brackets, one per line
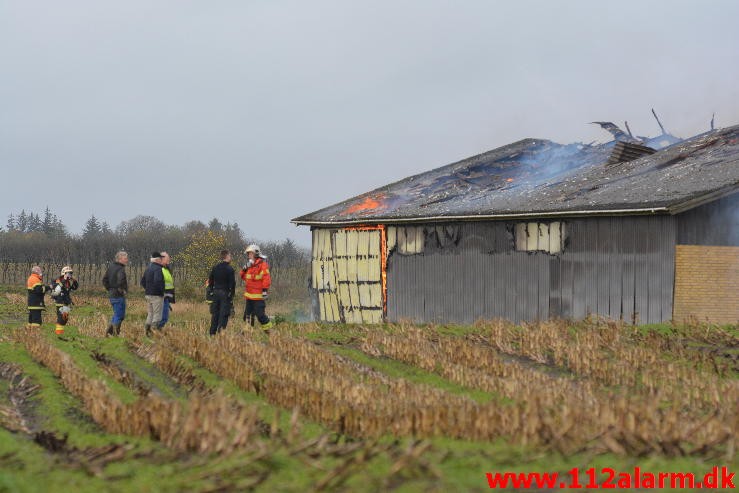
16,329,263,454
30,305,736,462
358,320,736,457
11,328,439,491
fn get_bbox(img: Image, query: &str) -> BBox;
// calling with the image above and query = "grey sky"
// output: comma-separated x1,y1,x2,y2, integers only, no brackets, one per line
2,1,738,246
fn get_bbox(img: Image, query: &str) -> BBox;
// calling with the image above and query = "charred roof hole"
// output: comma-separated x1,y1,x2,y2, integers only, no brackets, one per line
607,141,657,165
514,221,566,255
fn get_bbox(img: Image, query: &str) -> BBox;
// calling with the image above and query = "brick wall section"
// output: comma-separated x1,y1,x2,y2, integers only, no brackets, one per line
673,245,739,324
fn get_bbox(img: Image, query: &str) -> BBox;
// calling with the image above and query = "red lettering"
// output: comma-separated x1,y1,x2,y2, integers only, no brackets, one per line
641,472,655,488
601,467,616,489
483,466,734,490
569,467,583,489
704,466,718,488
722,466,735,489
670,472,694,489
617,472,631,488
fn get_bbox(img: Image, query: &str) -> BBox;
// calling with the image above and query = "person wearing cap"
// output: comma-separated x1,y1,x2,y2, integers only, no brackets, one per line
26,265,51,328
50,266,79,335
103,251,128,336
240,244,273,332
140,251,165,337
158,252,175,329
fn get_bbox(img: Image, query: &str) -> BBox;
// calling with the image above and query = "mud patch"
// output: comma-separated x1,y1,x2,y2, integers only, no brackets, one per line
0,363,40,433
91,350,155,397
34,430,138,476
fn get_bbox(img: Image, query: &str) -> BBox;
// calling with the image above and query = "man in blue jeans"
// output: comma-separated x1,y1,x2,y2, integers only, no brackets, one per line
158,252,175,329
102,251,129,336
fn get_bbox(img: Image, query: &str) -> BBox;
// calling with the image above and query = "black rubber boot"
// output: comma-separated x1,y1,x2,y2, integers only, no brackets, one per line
145,324,152,337
114,323,122,336
106,324,115,337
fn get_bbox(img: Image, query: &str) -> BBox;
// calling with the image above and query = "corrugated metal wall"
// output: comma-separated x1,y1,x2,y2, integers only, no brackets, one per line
386,216,676,324
677,192,739,246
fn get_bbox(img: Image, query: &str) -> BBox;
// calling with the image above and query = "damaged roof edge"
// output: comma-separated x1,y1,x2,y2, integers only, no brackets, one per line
291,206,670,227
291,183,739,227
663,185,739,215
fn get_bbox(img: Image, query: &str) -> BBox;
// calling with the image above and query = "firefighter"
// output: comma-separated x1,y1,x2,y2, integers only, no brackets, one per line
240,244,273,332
26,266,50,328
50,266,78,335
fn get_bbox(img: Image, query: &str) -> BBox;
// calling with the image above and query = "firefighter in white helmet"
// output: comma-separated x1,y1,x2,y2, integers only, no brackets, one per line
51,266,78,335
239,244,273,331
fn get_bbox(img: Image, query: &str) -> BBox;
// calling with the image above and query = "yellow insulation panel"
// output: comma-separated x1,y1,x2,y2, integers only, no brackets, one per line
314,228,384,324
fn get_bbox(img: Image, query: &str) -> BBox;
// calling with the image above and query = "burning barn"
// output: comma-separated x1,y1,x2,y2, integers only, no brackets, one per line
293,124,739,325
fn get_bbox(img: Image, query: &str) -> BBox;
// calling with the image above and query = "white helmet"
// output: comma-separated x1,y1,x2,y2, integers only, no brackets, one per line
61,266,73,276
244,244,260,254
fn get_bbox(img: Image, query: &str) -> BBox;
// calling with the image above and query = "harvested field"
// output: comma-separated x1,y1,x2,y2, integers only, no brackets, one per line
0,290,736,491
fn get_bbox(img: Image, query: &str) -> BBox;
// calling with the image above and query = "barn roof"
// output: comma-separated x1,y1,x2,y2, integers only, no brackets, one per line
292,124,739,226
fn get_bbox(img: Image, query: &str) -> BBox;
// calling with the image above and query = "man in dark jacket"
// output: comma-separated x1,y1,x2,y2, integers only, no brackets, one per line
102,251,128,336
140,251,165,337
207,249,235,335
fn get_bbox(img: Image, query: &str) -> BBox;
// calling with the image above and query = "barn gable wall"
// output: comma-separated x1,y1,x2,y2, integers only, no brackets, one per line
386,216,676,324
677,192,739,246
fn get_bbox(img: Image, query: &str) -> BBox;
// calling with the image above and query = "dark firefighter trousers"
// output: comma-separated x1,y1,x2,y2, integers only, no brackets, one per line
209,289,232,335
28,309,43,326
244,299,269,326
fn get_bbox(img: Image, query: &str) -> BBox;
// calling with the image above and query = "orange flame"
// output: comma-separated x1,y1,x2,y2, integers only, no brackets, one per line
506,178,514,183
342,196,384,215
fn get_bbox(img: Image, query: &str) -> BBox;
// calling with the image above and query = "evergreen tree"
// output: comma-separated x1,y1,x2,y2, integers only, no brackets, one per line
16,210,27,232
28,213,42,233
82,214,102,238
42,206,53,234
208,218,223,232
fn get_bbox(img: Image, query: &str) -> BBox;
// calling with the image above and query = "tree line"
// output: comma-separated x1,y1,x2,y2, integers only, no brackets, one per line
1,209,308,271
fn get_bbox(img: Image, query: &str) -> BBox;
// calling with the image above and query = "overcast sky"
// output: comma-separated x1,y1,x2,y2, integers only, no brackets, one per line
2,1,738,246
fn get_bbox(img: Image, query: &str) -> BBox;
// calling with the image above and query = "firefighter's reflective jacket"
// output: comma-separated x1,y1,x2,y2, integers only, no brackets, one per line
51,276,79,306
27,273,49,310
240,258,271,300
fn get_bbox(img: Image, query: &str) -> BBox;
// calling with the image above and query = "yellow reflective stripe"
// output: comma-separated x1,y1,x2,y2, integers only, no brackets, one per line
28,307,46,310
28,323,41,327
244,292,263,300
245,274,253,279
254,274,263,280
